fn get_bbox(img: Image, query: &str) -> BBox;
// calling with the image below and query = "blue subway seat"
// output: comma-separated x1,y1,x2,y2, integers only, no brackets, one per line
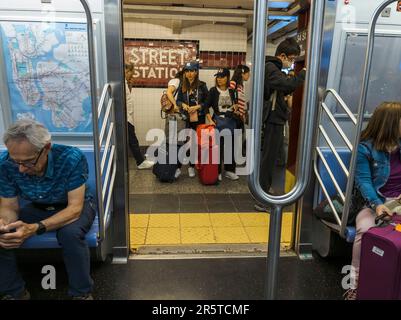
11,147,100,249
316,147,356,242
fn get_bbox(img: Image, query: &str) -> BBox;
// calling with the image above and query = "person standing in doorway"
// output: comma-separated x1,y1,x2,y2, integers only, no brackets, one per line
125,64,154,169
176,60,208,178
255,38,306,212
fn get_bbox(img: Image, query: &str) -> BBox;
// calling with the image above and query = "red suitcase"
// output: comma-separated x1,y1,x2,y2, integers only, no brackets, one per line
357,215,401,300
196,124,219,185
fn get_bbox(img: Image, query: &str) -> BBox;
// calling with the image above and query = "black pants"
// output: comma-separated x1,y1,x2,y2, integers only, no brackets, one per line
219,136,236,174
260,122,284,193
187,116,205,168
128,122,144,166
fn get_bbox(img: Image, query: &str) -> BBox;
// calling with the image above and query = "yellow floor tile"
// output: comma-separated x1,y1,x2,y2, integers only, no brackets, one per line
239,213,269,227
285,170,296,193
146,227,180,245
130,228,147,245
180,214,211,227
181,227,215,244
148,214,180,228
213,227,250,243
281,213,294,243
245,226,268,243
210,213,242,227
130,214,149,228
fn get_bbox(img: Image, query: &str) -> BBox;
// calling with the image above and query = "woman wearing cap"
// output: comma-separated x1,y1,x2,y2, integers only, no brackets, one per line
176,61,209,178
205,68,239,181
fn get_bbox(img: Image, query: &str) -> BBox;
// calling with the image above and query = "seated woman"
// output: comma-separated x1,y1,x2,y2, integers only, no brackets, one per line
205,68,239,181
345,101,401,300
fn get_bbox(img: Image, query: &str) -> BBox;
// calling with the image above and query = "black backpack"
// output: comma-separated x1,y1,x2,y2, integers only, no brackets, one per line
152,143,178,183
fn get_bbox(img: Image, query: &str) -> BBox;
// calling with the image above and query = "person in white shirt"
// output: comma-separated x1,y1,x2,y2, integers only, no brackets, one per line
125,64,154,169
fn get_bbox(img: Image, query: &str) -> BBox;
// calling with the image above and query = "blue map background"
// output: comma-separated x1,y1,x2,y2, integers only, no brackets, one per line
0,21,92,134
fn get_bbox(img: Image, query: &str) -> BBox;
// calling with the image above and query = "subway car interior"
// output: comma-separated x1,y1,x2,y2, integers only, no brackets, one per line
0,0,401,301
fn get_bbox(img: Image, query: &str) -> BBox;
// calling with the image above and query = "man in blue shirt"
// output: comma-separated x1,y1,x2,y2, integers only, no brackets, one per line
0,119,96,300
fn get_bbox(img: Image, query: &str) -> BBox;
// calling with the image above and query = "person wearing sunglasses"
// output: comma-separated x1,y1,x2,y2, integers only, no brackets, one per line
0,119,95,300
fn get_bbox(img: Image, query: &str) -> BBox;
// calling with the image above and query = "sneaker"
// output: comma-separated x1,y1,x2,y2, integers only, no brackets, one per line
174,168,181,179
188,167,196,178
224,171,239,180
343,288,357,300
72,293,94,300
137,159,154,170
1,289,30,300
218,174,222,181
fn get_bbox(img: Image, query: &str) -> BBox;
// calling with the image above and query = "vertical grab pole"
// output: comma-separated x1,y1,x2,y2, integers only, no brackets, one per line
266,205,283,299
250,0,325,299
340,0,397,237
79,0,105,237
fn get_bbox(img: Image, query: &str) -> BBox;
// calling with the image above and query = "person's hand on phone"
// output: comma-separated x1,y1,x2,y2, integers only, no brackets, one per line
375,204,393,220
0,220,36,249
0,218,7,234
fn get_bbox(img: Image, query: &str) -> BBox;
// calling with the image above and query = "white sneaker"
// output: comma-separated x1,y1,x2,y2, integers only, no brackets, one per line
218,174,222,181
224,171,239,180
174,168,181,179
188,167,196,178
137,159,154,170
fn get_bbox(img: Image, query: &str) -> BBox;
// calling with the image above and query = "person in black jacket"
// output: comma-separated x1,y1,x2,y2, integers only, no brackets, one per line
255,38,306,212
205,68,239,181
176,61,208,178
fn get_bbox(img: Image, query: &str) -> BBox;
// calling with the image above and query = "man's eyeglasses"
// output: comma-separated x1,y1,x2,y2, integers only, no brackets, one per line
6,147,45,168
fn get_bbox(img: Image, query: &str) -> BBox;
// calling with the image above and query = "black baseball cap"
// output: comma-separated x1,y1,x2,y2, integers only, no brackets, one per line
183,60,199,71
214,68,230,78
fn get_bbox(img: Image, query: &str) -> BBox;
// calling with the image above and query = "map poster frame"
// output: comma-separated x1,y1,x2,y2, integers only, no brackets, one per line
124,38,199,88
0,18,103,137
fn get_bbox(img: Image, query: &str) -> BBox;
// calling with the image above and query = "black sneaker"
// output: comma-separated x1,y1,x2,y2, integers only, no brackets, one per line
1,289,31,300
72,293,94,300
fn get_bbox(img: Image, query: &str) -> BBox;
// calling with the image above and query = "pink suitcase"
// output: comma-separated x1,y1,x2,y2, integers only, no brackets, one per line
196,124,219,185
357,215,401,300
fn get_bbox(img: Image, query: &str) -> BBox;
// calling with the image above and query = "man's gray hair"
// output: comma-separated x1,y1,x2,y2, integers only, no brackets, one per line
3,119,51,151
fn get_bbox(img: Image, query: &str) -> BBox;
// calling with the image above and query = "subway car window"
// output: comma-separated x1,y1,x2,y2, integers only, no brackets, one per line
0,0,400,304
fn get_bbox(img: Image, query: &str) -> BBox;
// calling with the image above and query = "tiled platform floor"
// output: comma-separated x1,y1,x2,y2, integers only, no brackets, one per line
130,212,294,251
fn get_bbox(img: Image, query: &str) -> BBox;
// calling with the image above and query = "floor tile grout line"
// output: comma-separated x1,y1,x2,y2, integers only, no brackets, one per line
237,212,252,243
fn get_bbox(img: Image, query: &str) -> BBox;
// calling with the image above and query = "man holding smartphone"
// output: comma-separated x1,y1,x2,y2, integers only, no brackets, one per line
0,119,95,300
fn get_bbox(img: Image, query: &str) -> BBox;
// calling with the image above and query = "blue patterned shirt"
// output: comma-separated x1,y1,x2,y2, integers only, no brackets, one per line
0,144,92,204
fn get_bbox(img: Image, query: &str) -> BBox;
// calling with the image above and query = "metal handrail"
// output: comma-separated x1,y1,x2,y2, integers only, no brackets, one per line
315,147,346,202
98,83,112,116
101,122,115,172
102,145,116,201
99,99,113,144
313,163,343,226
323,89,357,125
78,0,106,241
248,0,325,300
96,82,116,240
320,103,354,150
313,88,353,233
104,162,117,230
318,125,349,176
340,0,398,238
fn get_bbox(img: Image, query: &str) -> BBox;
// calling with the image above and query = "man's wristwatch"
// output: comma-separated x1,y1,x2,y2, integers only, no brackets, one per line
36,221,47,235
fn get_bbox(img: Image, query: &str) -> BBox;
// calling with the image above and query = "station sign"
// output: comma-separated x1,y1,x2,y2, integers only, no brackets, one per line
124,39,198,88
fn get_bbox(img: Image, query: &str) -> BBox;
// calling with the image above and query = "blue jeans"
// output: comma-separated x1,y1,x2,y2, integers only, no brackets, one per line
0,200,96,298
